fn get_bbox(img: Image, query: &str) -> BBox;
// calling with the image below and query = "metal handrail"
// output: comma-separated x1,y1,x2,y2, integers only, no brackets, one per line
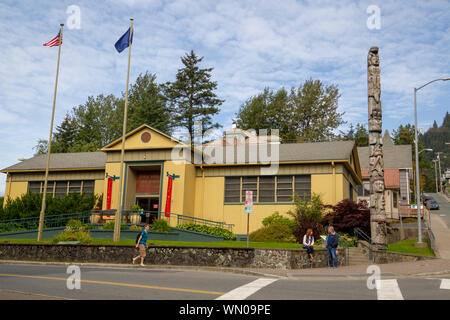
0,211,92,232
353,227,388,262
90,209,235,232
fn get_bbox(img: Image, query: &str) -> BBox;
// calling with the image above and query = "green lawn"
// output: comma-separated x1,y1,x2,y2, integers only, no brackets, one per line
0,238,315,249
388,238,435,257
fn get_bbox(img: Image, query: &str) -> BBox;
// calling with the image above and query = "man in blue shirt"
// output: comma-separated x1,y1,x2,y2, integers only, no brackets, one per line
326,226,339,268
132,224,150,267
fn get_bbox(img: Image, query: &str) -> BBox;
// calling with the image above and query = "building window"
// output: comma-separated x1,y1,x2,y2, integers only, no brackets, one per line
29,181,42,194
276,176,293,202
224,175,311,204
28,180,95,197
357,185,363,196
393,192,398,208
259,176,275,202
242,176,258,202
224,177,241,202
294,175,311,200
55,181,68,197
82,180,95,195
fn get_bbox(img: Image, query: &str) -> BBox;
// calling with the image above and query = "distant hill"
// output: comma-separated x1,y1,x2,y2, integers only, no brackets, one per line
422,111,450,171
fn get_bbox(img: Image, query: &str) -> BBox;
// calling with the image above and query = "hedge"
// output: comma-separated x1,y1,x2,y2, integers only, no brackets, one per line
176,223,236,240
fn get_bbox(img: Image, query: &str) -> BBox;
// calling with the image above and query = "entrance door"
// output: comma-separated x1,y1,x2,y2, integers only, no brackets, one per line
136,197,159,224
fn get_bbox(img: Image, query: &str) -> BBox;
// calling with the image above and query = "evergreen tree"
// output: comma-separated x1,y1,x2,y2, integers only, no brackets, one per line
127,72,172,134
164,50,224,144
53,113,78,153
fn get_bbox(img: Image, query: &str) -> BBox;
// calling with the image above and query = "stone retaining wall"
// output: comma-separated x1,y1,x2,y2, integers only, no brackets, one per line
357,240,434,264
0,243,347,269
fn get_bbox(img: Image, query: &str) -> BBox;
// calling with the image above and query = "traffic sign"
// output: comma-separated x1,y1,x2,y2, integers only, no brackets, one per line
245,190,253,214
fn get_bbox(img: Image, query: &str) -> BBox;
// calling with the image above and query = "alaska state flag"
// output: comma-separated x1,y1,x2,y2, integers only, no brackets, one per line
115,27,133,53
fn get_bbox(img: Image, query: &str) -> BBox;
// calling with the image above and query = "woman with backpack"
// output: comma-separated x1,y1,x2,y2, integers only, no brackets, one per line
132,224,150,267
303,228,315,260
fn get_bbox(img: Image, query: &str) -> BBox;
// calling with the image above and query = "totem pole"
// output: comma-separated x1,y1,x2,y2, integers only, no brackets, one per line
367,46,387,246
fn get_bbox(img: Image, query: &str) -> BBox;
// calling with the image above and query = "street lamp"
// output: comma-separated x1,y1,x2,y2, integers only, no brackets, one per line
414,77,450,247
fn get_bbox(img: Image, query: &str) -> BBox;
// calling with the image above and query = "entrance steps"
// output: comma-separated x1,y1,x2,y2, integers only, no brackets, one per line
347,247,372,265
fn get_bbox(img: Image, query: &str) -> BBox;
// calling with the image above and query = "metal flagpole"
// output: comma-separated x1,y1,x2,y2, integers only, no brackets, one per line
114,19,133,242
37,24,64,241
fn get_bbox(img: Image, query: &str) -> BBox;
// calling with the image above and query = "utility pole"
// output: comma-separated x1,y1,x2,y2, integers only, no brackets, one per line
412,77,449,247
436,152,442,193
432,159,438,193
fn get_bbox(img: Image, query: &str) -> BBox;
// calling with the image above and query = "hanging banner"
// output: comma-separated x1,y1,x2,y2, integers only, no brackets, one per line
164,176,173,218
106,177,113,210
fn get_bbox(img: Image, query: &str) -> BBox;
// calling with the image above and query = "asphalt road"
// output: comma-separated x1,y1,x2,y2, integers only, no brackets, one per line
428,193,450,228
0,263,449,300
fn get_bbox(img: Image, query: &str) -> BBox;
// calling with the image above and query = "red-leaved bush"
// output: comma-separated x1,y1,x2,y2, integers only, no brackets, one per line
321,199,370,235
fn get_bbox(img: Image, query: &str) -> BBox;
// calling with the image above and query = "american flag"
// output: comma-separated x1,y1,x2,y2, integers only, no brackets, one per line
43,32,62,47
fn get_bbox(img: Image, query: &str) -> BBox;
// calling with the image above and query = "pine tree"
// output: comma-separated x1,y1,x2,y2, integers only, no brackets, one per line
164,50,224,145
127,72,172,134
53,113,78,153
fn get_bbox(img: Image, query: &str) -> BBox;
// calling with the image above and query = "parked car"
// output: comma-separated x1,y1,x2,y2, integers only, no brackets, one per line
426,200,439,210
423,194,434,205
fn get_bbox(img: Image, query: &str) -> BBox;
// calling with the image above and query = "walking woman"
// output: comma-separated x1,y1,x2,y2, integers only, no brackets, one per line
303,228,315,259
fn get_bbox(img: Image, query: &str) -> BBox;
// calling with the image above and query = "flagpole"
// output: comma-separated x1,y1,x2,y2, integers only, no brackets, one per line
37,23,64,241
114,18,133,242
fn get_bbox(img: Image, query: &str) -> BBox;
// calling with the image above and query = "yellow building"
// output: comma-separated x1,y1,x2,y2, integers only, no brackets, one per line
1,124,362,235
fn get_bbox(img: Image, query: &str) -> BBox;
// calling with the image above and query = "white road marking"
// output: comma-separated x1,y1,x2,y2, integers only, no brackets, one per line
216,278,278,300
375,279,404,300
440,279,450,290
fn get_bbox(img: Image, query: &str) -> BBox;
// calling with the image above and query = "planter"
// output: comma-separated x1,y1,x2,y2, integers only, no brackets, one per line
130,214,141,225
90,214,101,224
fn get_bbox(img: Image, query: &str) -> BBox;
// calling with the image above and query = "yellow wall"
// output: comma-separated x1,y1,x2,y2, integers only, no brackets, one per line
3,181,28,203
103,162,121,210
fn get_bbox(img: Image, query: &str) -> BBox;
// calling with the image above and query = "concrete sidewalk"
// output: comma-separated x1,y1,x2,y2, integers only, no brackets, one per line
430,213,450,259
1,258,449,280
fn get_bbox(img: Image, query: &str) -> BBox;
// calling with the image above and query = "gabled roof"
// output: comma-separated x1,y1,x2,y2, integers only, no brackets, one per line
101,124,184,151
203,140,356,163
361,168,400,188
1,152,106,172
357,130,413,169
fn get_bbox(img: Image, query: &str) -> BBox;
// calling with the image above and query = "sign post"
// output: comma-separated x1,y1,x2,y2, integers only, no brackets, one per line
245,190,253,248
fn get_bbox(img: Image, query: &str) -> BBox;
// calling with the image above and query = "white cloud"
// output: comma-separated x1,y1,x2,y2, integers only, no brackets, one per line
0,0,449,195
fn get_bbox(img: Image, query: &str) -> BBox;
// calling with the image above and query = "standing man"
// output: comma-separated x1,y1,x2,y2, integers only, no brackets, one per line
132,224,150,267
326,226,339,268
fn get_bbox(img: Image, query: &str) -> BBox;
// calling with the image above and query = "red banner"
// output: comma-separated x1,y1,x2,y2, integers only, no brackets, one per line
106,177,113,210
164,176,173,218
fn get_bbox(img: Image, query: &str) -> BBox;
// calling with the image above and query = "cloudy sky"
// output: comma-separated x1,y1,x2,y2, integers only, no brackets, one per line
0,0,449,195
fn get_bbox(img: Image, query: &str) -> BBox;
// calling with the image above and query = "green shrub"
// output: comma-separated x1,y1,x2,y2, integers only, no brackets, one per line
53,230,93,244
129,224,142,231
262,212,297,229
0,193,101,220
337,233,358,247
176,223,236,240
101,220,127,230
288,193,325,243
249,223,296,243
151,219,172,233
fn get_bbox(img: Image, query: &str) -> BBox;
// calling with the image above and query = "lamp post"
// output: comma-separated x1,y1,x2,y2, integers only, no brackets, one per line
432,159,439,193
436,152,443,193
414,78,450,247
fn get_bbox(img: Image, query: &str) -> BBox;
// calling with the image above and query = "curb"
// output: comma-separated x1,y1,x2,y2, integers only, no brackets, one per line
1,259,448,279
0,260,286,279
